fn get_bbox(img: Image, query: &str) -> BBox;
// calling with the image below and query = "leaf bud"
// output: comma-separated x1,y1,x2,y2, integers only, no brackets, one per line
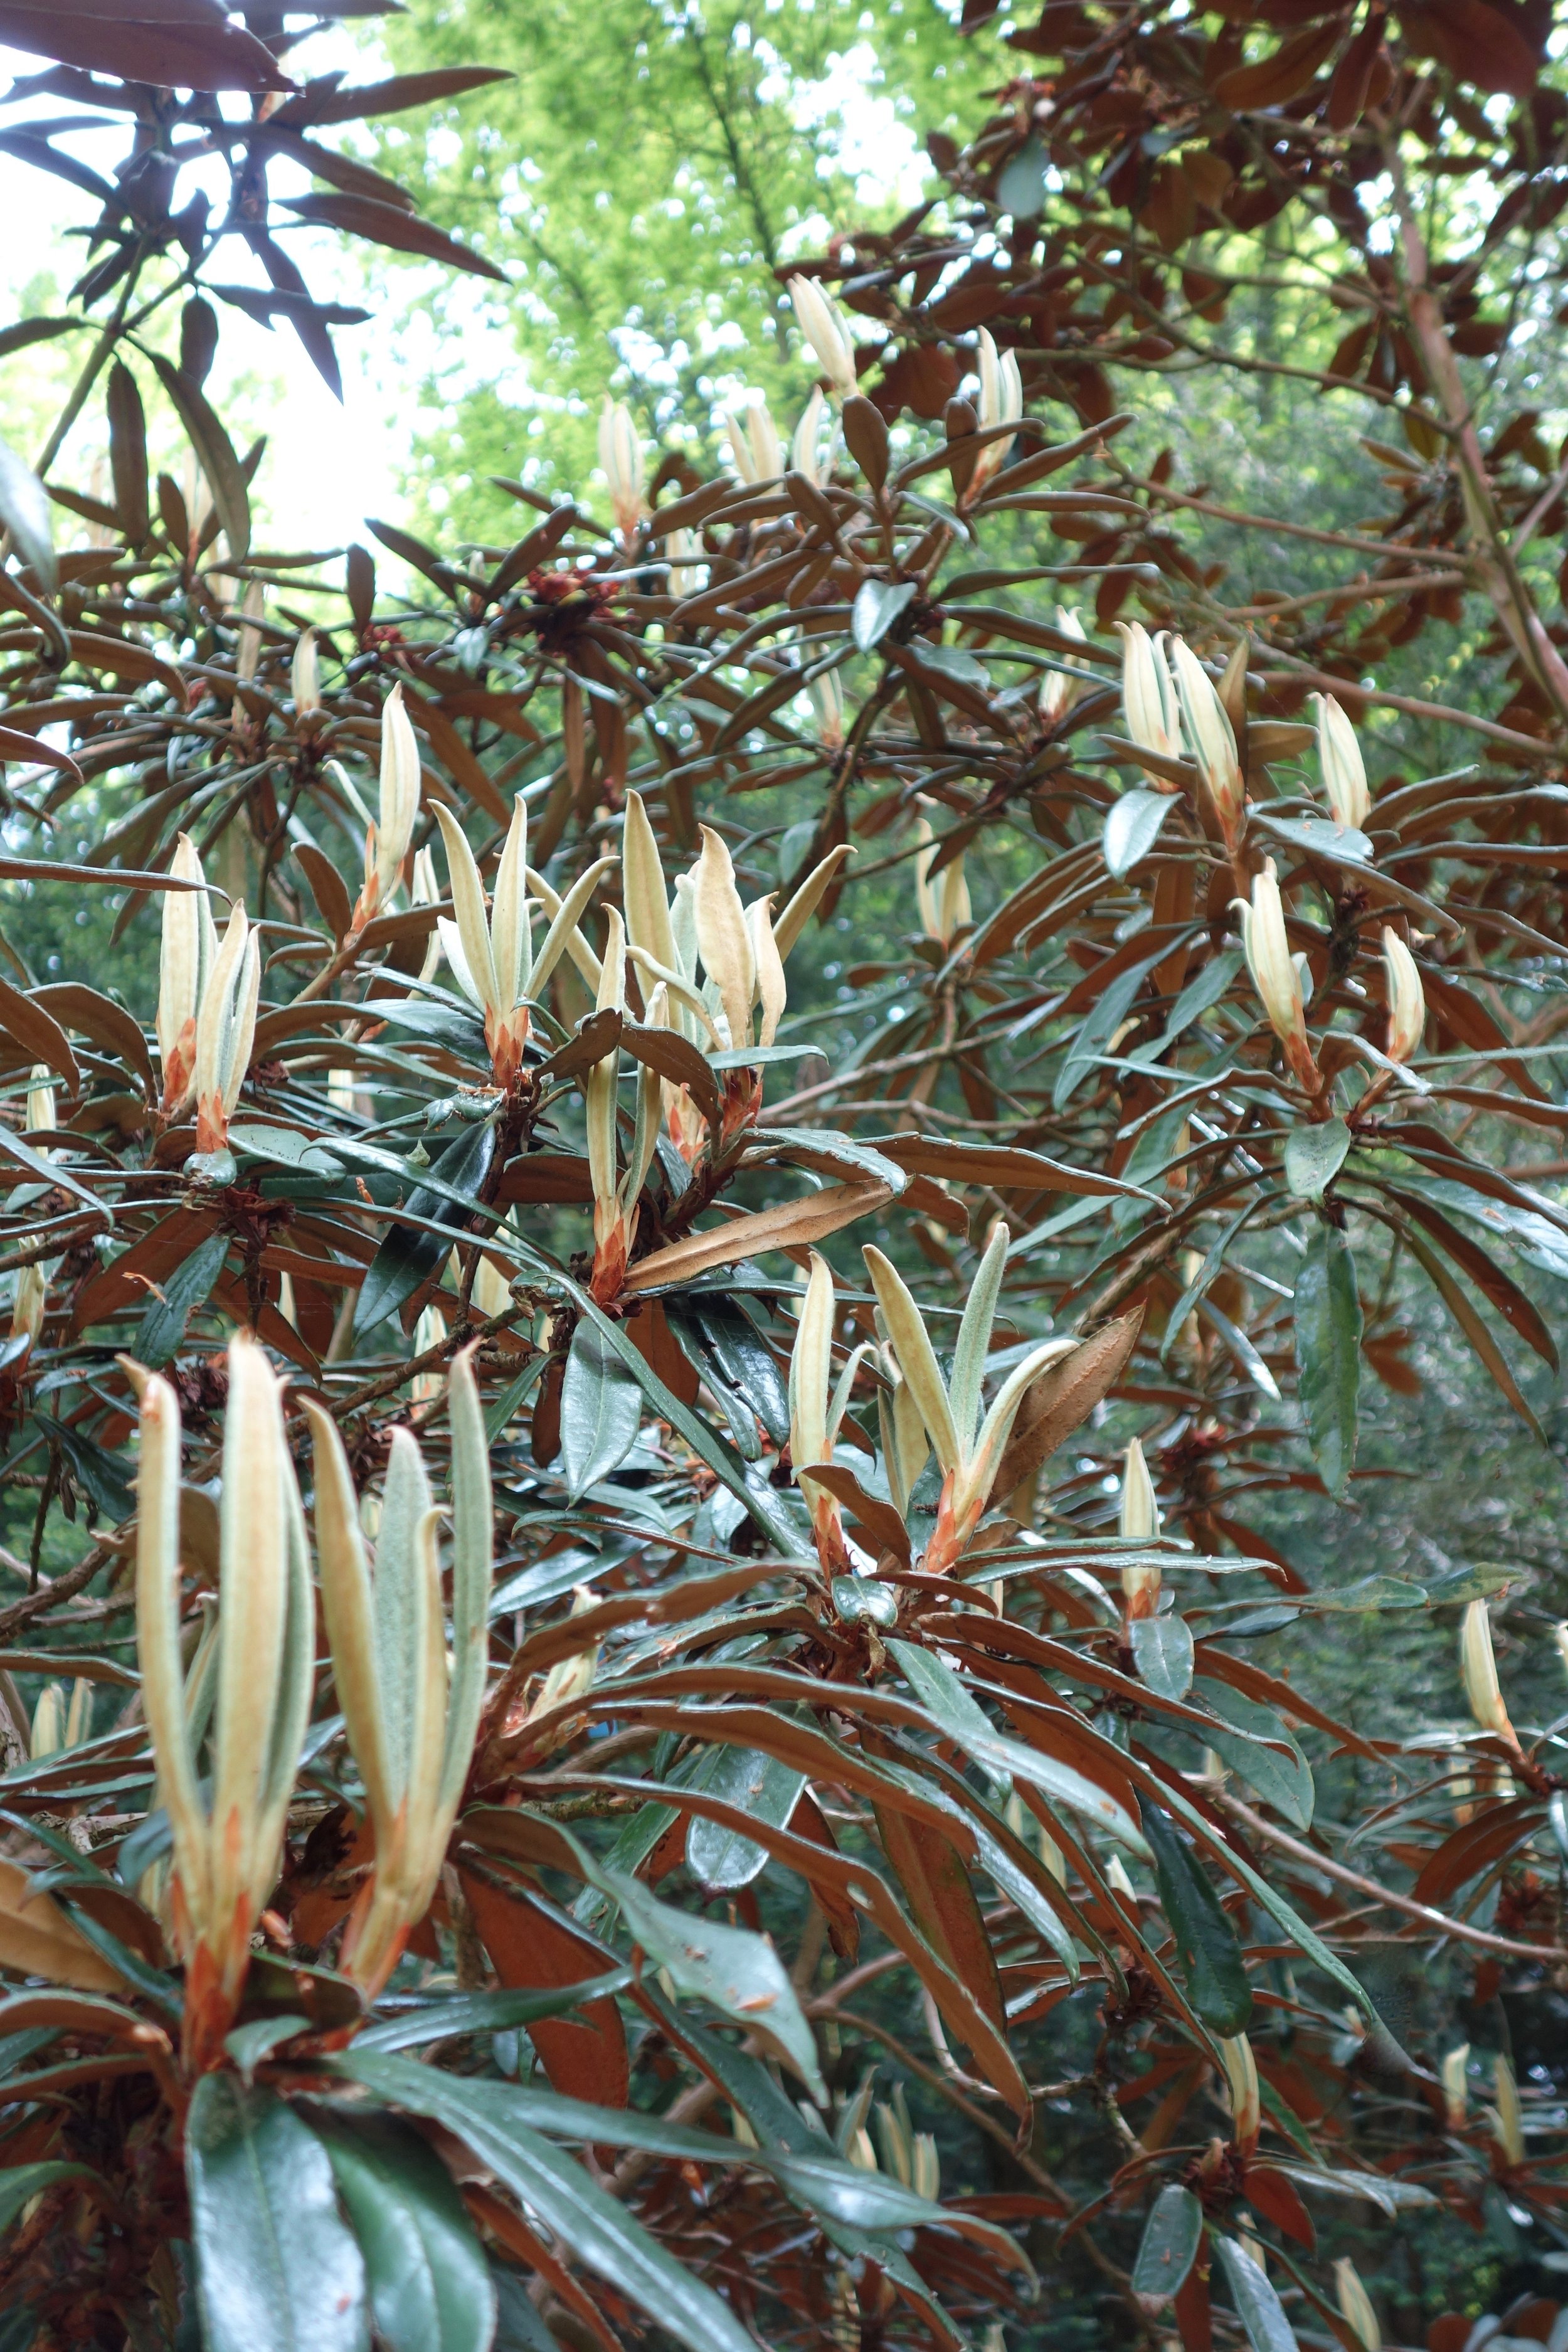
1459,1599,1515,1744
787,274,859,401
1313,691,1370,830
1380,925,1425,1066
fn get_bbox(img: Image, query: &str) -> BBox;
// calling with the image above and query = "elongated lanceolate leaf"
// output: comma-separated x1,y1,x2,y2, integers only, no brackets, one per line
135,1229,230,1367
354,1120,497,1335
889,1636,1009,1791
328,2058,758,2352
558,1316,643,1498
1140,1799,1253,2035
185,2075,368,2352
1131,2184,1204,2311
1213,2235,1301,2351
0,2159,93,2231
686,1745,806,1890
1294,1219,1361,1502
314,2113,496,2352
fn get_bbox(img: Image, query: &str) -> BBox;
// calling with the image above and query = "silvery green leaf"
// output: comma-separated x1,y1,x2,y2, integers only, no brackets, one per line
1284,1118,1350,1199
1254,810,1372,866
913,641,988,687
1213,2236,1300,2351
686,1747,806,1890
1131,1612,1194,1701
997,134,1048,220
1104,787,1176,879
851,576,916,653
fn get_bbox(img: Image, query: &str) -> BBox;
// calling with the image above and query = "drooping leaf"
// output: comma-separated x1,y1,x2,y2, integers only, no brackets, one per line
889,1636,1009,1791
1131,2184,1204,2311
1140,1799,1253,2035
185,2075,368,2352
313,2112,496,2352
0,432,55,588
1195,1679,1315,1830
1283,1118,1350,1200
1131,1612,1194,1702
1293,1219,1361,1502
354,1120,497,1335
558,1316,643,1499
686,1745,807,1890
0,2160,94,2232
1212,2235,1301,2351
327,2057,760,2352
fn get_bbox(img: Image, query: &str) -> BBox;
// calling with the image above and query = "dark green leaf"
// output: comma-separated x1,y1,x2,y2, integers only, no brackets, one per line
547,1270,812,1559
0,2161,93,2231
185,2075,368,2352
1127,946,1242,1067
1131,2184,1203,2309
1195,1679,1315,1830
224,2016,309,2083
327,2058,758,2352
44,1418,133,1523
601,1865,825,2098
313,2113,495,2352
1140,1798,1253,2035
675,1293,790,1443
354,1121,496,1335
136,1230,230,1367
371,999,488,1057
492,2269,559,2351
0,1126,107,1223
559,1316,643,1498
1054,949,1164,1108
353,1971,632,2053
1293,1219,1361,1501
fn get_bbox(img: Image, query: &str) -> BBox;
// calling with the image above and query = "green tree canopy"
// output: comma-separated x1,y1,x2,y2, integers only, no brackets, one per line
369,0,1007,527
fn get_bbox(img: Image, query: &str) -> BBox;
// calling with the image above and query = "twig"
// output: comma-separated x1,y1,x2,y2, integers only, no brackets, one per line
833,2008,1068,2202
1214,1790,1568,1962
0,1537,114,1641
